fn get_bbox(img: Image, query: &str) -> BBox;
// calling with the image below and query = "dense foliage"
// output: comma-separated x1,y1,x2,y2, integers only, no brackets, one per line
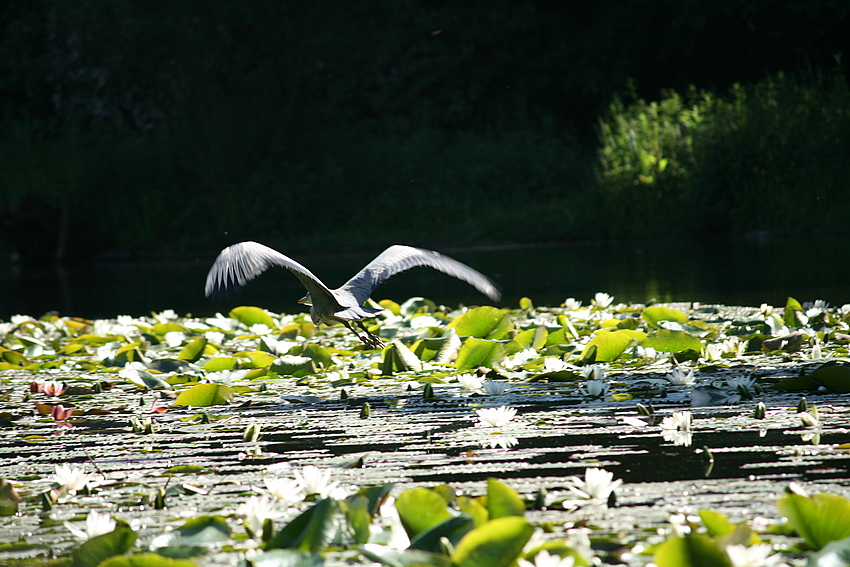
0,1,848,258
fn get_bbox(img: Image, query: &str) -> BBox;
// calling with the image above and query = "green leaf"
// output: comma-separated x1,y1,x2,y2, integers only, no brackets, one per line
642,306,689,328
487,478,525,519
809,364,850,393
447,306,512,339
455,338,507,372
98,553,200,567
0,479,20,516
777,491,850,550
653,534,732,567
457,496,489,527
174,383,234,407
71,526,137,567
203,357,239,372
452,516,534,567
161,465,207,476
785,297,804,328
270,355,315,376
299,344,332,368
230,306,276,329
640,329,703,353
698,510,734,537
241,550,323,567
775,375,820,391
409,514,475,553
581,329,645,362
178,338,207,363
174,515,230,542
395,487,453,539
808,535,850,567
344,494,372,544
239,350,278,368
360,545,454,567
266,498,337,552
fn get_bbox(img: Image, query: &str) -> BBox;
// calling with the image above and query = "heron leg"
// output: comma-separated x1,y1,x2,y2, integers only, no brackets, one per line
342,321,385,349
357,321,385,349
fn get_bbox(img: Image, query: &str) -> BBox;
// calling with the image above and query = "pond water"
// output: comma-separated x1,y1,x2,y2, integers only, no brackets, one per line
2,235,849,320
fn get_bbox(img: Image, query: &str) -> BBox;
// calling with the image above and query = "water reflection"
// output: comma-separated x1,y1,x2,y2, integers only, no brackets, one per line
2,237,850,320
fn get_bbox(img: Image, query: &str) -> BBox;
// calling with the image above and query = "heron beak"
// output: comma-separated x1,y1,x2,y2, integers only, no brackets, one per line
297,294,311,306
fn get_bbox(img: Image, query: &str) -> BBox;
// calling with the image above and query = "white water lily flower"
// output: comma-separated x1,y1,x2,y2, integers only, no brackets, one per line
565,467,622,501
579,379,608,398
660,410,692,432
502,348,538,370
206,314,241,331
64,510,116,541
591,292,614,309
476,406,518,427
766,315,789,336
543,357,570,372
264,477,303,505
249,323,273,335
721,336,747,357
726,544,789,567
666,367,695,385
703,343,723,361
727,376,757,394
294,465,339,498
410,315,441,329
164,331,186,347
237,495,285,537
457,373,484,391
518,549,575,567
207,369,251,384
481,380,511,396
53,463,93,492
563,298,582,311
205,331,226,345
579,365,606,381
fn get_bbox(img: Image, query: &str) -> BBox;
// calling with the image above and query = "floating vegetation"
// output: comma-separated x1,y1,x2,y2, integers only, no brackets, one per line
2,295,850,565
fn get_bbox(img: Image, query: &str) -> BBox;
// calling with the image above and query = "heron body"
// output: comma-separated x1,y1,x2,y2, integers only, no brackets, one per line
205,241,500,347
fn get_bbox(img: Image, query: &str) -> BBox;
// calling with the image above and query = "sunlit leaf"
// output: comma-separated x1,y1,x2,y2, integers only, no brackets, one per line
203,357,239,372
151,323,188,336
98,553,200,567
178,338,207,363
487,478,525,519
451,516,534,567
698,509,735,537
580,329,645,362
653,534,731,567
457,495,489,527
777,491,850,550
161,465,208,476
447,306,512,339
785,297,804,328
71,527,137,567
642,306,688,328
271,355,316,376
395,487,452,538
640,329,703,353
239,350,277,368
174,384,234,407
455,338,506,372
229,306,276,329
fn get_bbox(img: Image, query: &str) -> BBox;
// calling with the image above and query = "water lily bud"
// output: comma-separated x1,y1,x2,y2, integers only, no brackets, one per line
360,402,371,419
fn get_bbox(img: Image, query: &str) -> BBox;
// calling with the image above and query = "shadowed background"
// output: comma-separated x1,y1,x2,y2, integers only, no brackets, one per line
0,1,848,317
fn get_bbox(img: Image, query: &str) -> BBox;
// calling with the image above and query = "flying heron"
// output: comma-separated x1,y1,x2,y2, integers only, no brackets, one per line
205,241,501,348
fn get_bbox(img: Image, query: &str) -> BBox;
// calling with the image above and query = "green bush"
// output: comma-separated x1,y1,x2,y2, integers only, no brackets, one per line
596,68,850,236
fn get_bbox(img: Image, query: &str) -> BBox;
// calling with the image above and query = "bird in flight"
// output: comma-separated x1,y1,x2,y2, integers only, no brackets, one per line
205,241,500,348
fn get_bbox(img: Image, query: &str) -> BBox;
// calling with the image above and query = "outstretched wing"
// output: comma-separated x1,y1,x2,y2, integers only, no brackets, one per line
204,241,334,304
337,245,501,305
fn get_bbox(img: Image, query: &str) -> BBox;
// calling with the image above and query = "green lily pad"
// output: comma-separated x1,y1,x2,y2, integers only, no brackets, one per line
455,338,507,372
178,338,208,363
451,516,534,567
642,305,689,328
487,478,525,519
230,306,276,329
395,487,452,538
448,306,513,339
640,329,703,353
174,384,234,407
809,364,850,393
581,329,645,362
266,498,337,552
98,553,200,567
653,533,731,567
72,526,137,567
777,491,850,550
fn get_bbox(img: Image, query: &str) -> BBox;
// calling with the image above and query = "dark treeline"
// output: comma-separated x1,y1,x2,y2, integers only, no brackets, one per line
0,0,847,261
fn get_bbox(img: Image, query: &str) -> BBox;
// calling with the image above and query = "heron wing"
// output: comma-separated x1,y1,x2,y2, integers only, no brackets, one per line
205,241,337,306
337,245,501,305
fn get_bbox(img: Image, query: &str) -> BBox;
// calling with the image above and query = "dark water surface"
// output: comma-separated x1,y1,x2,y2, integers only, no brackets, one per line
2,236,849,320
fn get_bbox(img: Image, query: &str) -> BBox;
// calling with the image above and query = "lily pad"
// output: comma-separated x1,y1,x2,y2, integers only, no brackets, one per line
174,384,234,407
